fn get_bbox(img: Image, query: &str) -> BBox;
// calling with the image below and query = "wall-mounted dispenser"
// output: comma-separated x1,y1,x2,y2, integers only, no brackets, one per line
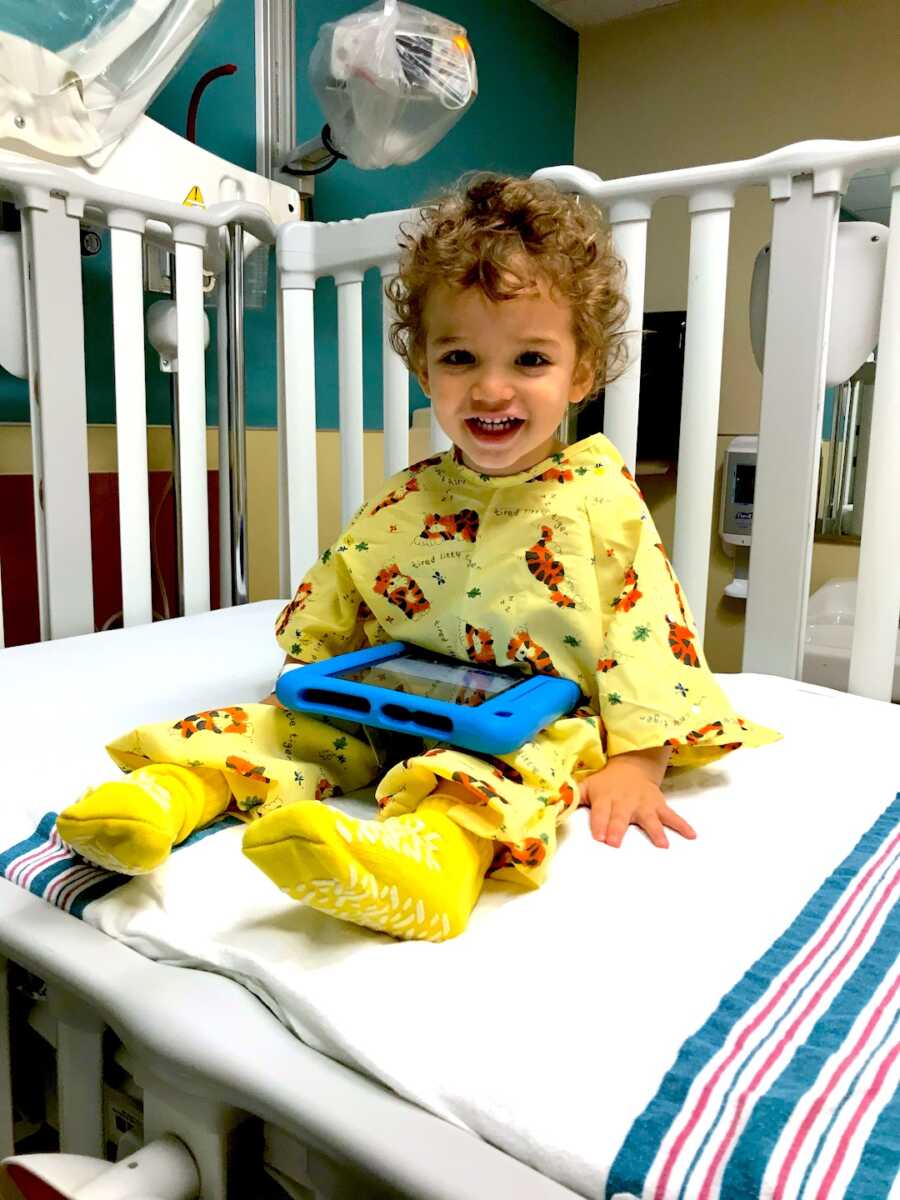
719,436,757,600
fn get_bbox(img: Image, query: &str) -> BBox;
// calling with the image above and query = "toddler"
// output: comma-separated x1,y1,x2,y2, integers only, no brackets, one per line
58,175,777,941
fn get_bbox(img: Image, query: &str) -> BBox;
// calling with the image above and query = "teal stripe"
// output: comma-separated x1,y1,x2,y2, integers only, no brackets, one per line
681,844,899,1199
719,900,899,1198
798,1008,900,1198
605,794,900,1199
69,874,132,919
844,1079,900,1198
1,811,241,913
0,811,57,875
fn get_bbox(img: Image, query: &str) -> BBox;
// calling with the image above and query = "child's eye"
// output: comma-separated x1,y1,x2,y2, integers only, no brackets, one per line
517,351,551,368
439,349,474,366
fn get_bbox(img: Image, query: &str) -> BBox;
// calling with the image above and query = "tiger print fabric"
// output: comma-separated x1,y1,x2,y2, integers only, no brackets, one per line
265,433,778,883
102,435,777,891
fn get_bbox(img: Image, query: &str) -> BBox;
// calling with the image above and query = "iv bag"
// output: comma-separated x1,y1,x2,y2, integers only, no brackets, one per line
310,0,477,170
0,0,221,160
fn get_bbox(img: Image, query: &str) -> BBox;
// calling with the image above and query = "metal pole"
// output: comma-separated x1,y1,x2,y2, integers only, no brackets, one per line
168,252,184,617
226,223,249,605
217,273,233,607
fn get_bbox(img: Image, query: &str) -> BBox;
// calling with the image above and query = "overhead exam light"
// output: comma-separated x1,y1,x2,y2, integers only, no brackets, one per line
0,0,222,162
284,0,477,175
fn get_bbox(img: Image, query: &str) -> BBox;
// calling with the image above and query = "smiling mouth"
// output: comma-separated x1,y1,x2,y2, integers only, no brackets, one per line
465,416,525,440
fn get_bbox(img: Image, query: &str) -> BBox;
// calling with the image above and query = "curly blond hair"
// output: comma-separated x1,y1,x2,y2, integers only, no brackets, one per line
386,173,627,397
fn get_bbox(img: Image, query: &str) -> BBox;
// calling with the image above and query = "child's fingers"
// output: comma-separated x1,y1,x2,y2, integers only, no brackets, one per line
637,812,669,849
661,805,697,841
588,791,612,842
604,807,631,848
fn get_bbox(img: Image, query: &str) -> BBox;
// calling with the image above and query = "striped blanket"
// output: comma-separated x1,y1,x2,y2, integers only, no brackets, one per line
2,794,897,1199
0,811,240,920
607,794,899,1200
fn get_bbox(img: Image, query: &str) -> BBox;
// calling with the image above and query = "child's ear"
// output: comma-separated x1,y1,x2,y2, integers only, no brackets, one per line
416,365,431,398
570,357,594,404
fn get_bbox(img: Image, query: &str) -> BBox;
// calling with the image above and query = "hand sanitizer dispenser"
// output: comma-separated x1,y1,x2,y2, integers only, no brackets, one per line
720,436,757,599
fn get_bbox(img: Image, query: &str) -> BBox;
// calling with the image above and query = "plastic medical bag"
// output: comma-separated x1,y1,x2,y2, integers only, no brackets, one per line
309,0,477,170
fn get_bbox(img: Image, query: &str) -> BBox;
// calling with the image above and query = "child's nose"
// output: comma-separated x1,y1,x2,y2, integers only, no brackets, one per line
470,368,515,405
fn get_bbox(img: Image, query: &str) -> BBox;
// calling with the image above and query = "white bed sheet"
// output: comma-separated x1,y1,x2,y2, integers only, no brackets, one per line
2,604,898,1198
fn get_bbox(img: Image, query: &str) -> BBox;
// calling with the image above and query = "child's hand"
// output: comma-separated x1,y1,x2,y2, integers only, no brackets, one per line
578,747,695,849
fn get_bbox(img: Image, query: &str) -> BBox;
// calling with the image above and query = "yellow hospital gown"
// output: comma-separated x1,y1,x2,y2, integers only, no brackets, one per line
104,434,777,888
260,432,778,885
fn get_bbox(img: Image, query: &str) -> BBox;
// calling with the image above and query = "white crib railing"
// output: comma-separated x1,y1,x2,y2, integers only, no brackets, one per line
0,156,281,644
273,137,900,700
276,210,450,590
3,136,899,703
543,139,900,699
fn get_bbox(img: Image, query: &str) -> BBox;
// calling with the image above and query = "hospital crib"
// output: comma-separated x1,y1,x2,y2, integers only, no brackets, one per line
0,133,898,1199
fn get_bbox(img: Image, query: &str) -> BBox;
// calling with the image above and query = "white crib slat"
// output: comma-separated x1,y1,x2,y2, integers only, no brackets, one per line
110,223,153,627
743,177,840,678
604,211,649,472
382,269,409,478
21,194,94,640
671,200,733,637
337,277,365,526
275,286,290,597
849,173,900,701
174,234,211,616
55,1001,105,1156
281,287,319,586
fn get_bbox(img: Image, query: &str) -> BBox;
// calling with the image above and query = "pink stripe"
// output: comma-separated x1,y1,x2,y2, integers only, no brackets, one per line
653,832,900,1200
17,843,70,889
46,863,97,906
773,968,900,1198
55,867,104,911
695,868,899,1200
9,829,67,887
5,829,61,878
815,1040,900,1200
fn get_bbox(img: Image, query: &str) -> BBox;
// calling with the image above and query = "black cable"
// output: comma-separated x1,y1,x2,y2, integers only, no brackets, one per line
281,155,341,178
320,124,347,160
281,124,348,177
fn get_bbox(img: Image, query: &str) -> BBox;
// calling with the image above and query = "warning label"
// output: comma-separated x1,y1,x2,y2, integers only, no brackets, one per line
182,185,205,208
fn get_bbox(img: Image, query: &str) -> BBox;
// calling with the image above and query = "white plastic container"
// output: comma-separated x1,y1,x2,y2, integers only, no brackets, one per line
802,578,900,701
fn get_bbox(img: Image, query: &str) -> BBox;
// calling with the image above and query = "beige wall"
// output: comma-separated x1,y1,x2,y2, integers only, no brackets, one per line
575,0,900,669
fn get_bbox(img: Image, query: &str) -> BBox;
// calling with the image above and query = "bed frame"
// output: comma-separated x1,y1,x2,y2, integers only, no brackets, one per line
0,133,898,1198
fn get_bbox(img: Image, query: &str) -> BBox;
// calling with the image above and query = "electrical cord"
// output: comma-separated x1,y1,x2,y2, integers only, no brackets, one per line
281,124,347,177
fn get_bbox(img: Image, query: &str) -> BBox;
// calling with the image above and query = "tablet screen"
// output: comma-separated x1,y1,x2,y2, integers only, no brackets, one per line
335,652,519,707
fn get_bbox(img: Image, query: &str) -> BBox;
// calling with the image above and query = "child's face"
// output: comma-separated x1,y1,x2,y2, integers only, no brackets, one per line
419,279,593,476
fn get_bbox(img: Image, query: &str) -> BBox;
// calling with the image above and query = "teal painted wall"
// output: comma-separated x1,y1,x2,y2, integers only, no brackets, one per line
300,0,578,429
0,0,577,429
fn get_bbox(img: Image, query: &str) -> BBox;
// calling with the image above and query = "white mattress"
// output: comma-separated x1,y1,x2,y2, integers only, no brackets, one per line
2,604,899,1198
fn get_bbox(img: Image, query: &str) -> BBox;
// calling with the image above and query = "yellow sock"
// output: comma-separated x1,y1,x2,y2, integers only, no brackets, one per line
242,794,493,941
57,764,231,875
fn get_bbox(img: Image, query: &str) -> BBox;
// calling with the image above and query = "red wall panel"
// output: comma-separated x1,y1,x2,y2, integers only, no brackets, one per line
0,472,220,647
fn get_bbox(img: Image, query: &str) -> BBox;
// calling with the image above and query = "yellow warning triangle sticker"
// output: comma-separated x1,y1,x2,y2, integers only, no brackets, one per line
182,185,205,208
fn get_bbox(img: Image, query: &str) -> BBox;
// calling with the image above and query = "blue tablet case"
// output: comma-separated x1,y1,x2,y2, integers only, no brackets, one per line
275,642,581,755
